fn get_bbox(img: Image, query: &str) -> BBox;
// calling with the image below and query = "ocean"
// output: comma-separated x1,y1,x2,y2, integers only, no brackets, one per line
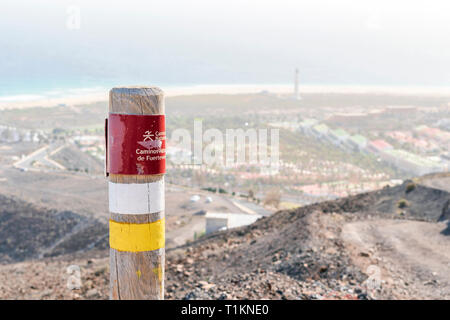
1,1,449,106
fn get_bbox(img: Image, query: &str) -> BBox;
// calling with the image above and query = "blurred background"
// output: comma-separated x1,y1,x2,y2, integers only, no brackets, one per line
0,0,449,300
1,0,450,97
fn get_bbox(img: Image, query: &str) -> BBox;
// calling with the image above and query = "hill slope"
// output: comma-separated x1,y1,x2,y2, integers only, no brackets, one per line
0,176,448,299
0,194,108,263
164,179,450,299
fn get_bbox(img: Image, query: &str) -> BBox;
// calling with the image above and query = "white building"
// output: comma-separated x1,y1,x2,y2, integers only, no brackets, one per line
205,212,262,234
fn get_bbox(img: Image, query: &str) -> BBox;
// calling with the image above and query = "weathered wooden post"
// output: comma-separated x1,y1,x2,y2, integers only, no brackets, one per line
107,86,166,299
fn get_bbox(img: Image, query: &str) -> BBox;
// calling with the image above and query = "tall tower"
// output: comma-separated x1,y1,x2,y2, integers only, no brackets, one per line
294,68,301,100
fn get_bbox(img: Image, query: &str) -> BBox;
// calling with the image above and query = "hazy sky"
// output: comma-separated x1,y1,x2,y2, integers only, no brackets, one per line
1,0,449,93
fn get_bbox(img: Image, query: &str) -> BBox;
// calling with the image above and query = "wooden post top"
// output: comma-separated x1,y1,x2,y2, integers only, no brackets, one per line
109,86,165,115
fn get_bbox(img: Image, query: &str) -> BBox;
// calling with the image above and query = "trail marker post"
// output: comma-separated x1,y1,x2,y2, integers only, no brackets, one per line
107,86,166,299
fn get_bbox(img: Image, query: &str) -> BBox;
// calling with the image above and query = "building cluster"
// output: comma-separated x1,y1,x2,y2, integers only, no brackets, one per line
0,125,45,143
72,135,105,162
299,119,449,176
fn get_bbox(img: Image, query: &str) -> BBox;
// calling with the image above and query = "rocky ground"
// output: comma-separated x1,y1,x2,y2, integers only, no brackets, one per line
0,194,107,263
165,209,371,300
342,218,450,299
0,177,449,299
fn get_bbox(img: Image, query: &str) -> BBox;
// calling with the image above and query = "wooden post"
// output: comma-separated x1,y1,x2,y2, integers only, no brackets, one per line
108,86,165,299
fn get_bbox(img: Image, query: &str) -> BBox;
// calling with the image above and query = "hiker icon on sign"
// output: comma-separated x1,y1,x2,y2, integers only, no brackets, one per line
143,131,154,141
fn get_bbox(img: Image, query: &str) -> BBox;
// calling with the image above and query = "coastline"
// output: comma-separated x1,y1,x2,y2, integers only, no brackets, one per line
1,84,450,110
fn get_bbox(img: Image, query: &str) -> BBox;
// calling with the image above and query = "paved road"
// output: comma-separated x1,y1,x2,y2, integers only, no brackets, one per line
13,143,66,171
231,198,272,216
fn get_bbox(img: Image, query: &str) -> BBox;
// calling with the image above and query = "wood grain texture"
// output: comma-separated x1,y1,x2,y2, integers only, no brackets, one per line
110,249,164,300
109,174,163,184
109,86,165,300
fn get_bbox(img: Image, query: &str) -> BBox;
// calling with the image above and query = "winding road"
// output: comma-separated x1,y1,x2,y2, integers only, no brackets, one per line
13,143,66,171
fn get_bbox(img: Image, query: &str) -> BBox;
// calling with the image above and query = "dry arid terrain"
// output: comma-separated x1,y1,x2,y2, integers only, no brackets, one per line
0,173,448,300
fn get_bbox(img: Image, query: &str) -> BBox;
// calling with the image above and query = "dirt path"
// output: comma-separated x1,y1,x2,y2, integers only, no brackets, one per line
342,218,450,299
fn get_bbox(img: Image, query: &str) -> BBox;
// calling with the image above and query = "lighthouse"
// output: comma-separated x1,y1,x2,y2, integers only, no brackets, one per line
294,68,301,100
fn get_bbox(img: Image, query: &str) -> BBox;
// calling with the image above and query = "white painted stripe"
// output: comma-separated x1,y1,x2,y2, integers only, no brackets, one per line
108,179,164,214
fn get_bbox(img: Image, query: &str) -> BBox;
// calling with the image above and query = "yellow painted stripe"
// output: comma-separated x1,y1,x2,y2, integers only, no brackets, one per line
109,218,165,252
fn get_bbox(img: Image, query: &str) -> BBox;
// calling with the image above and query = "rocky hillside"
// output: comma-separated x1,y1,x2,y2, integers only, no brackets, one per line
365,180,449,222
439,200,450,222
0,194,108,263
50,145,104,174
0,176,448,299
165,180,450,300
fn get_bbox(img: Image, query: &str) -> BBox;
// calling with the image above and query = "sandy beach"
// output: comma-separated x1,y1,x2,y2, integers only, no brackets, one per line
1,84,450,110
